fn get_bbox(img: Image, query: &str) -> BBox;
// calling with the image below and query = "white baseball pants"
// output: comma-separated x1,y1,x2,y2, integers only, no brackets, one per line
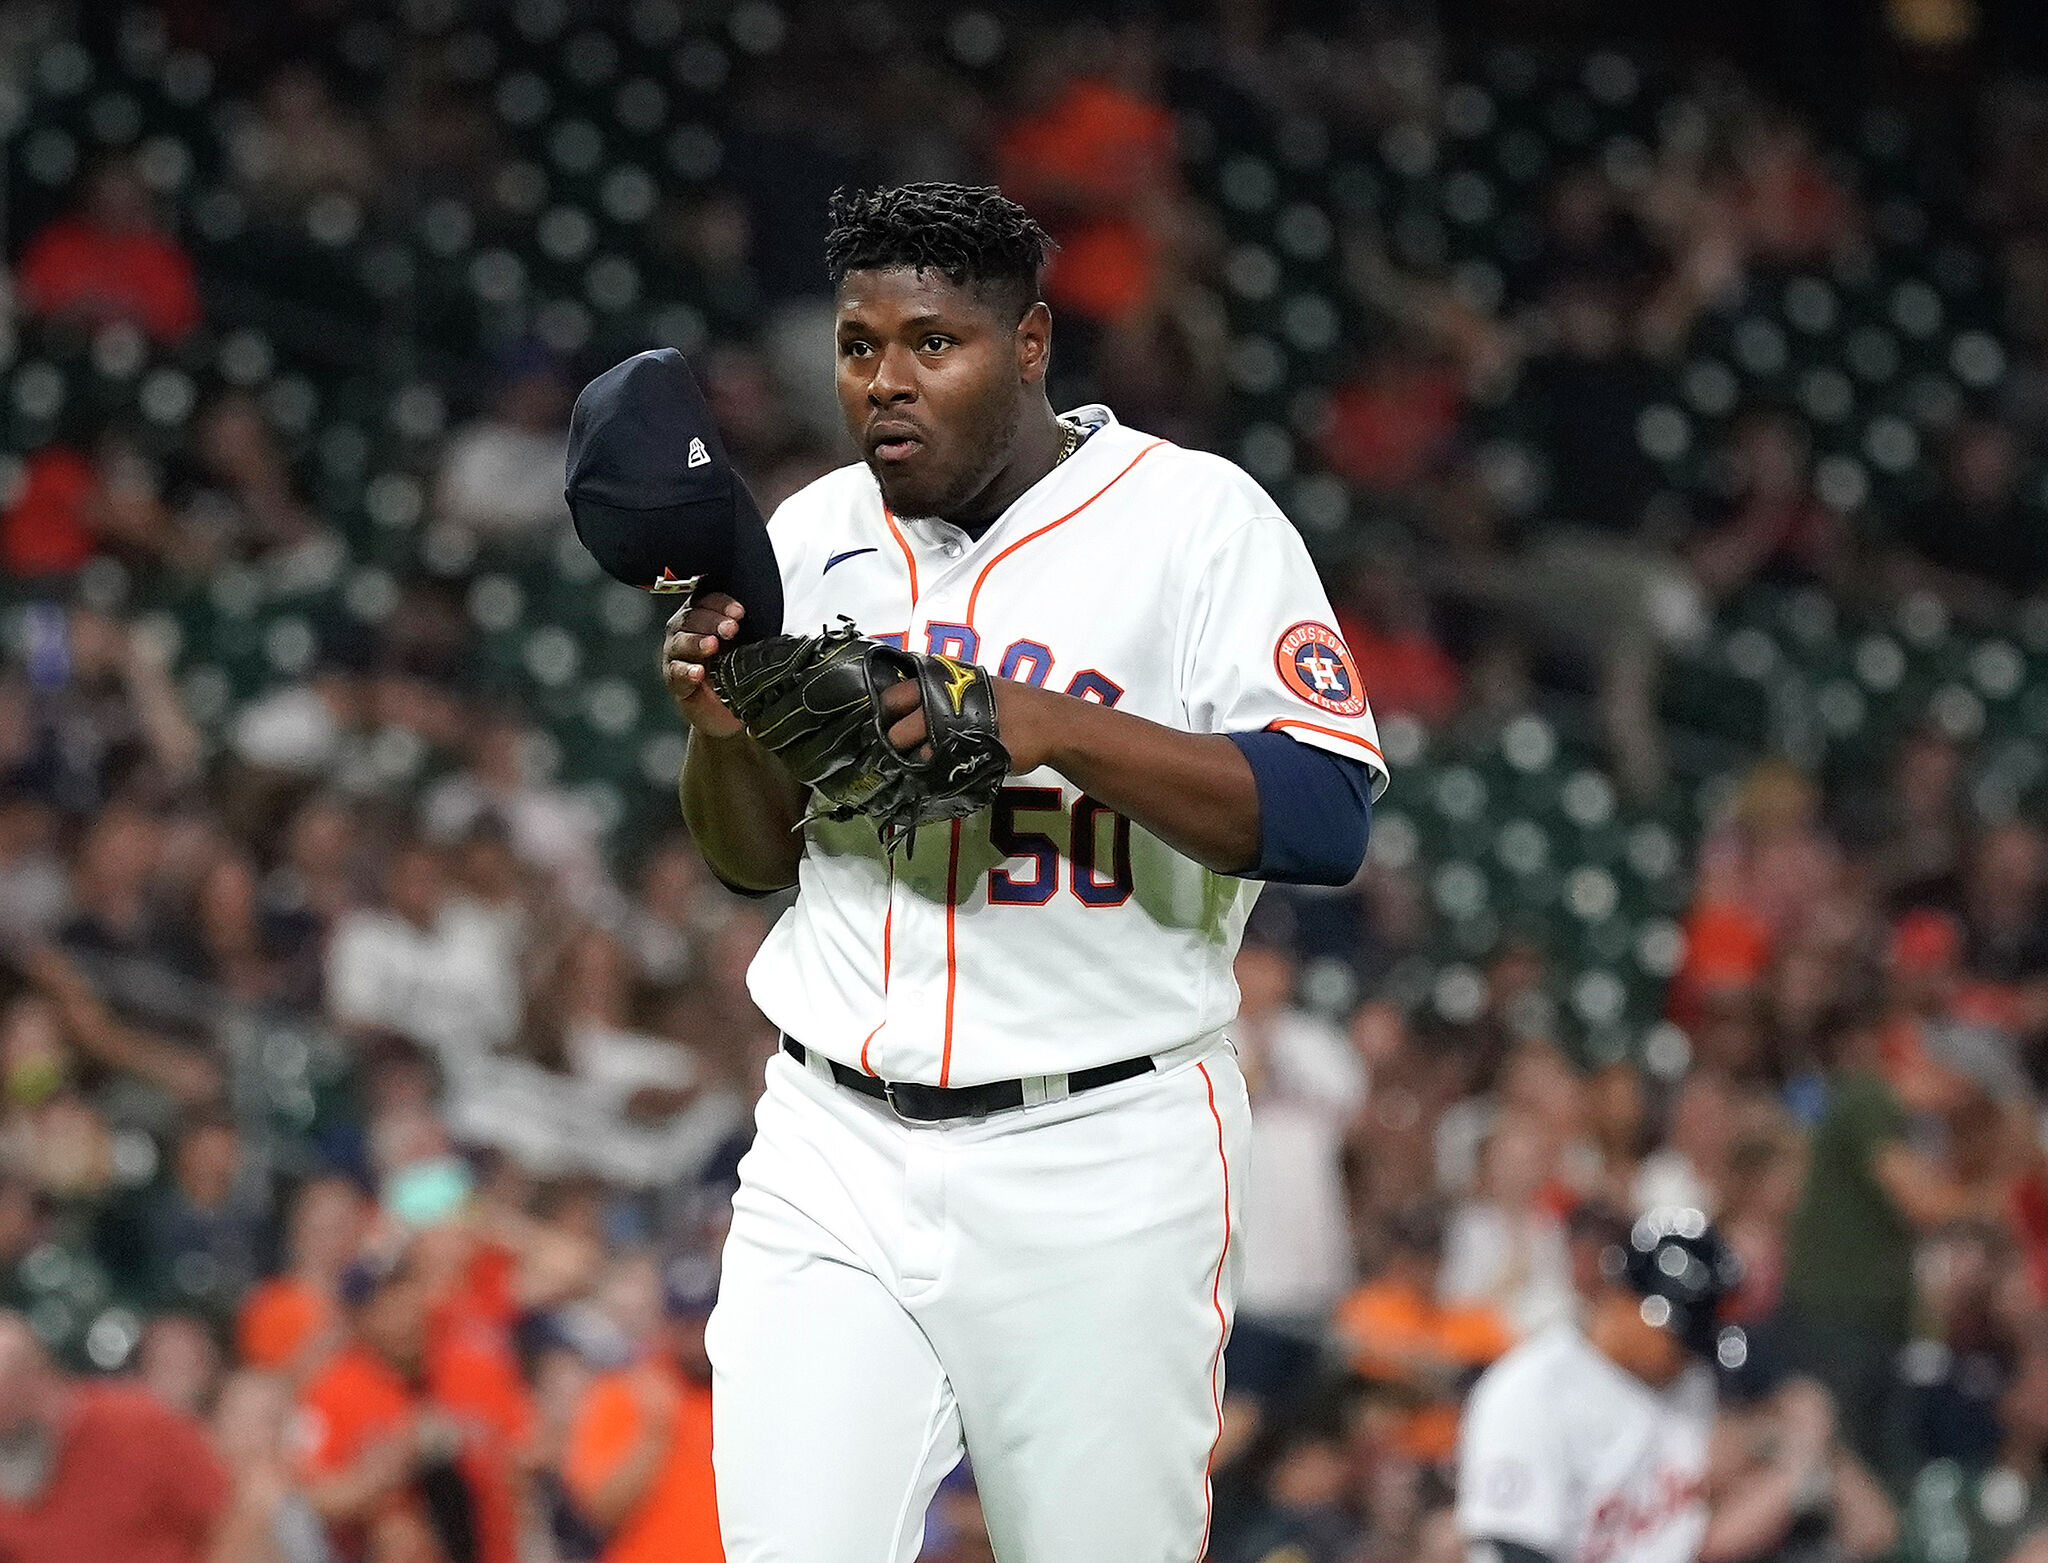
706,1039,1249,1562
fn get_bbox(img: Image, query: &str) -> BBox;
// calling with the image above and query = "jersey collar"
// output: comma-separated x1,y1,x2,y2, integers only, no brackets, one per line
893,404,1132,555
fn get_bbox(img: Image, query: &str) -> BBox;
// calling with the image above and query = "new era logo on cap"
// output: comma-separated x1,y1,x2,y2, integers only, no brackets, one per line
688,437,710,468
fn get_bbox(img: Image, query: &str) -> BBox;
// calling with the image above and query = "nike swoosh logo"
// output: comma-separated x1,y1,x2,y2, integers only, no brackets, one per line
823,547,878,575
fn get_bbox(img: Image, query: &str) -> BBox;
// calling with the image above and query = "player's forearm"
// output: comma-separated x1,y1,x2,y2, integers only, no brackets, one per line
996,682,1259,873
679,729,807,892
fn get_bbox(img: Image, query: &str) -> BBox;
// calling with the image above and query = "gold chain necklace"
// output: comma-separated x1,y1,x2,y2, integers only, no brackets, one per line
1054,418,1082,466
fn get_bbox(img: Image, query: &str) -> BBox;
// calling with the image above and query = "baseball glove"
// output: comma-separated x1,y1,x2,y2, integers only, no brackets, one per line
707,620,1010,851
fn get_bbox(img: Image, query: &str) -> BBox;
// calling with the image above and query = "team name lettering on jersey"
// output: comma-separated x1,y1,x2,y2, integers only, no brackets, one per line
1583,1469,1709,1563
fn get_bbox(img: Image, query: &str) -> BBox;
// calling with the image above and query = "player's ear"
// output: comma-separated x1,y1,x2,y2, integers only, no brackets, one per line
1016,302,1052,385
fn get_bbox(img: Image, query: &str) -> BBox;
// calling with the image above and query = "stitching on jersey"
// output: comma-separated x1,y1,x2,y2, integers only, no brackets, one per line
1196,1059,1233,1562
865,514,915,1076
940,818,964,1086
962,440,1168,628
882,507,919,604
1263,717,1386,765
859,860,895,1076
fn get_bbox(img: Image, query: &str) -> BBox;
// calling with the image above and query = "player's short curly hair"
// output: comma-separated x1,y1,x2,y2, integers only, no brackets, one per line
824,183,1055,320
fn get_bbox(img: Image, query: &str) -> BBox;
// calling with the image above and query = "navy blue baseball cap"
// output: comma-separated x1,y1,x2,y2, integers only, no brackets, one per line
565,348,783,638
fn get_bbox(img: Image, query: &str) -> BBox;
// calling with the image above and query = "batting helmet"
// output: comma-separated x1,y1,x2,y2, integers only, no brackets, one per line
1606,1206,1746,1367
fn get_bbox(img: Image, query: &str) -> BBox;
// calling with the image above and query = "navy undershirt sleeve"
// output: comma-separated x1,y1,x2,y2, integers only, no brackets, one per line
1225,730,1374,886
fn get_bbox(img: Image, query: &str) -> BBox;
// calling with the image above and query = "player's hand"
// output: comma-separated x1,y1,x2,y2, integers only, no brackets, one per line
878,678,928,759
880,676,1055,771
662,593,747,738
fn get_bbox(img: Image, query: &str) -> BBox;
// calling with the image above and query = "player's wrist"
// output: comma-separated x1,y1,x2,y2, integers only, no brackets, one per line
992,677,1060,773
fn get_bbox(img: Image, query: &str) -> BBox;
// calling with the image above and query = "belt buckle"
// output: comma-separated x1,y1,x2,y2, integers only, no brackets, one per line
881,1079,919,1124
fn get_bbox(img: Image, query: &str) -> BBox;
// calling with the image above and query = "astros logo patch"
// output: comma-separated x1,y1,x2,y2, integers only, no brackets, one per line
1275,621,1366,716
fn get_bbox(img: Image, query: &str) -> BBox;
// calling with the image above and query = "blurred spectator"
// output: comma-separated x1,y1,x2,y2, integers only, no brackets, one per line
15,157,202,343
433,353,573,543
137,1312,224,1420
1439,266,1712,792
1333,1202,1511,1464
17,606,203,814
1960,821,2048,986
0,438,178,580
325,836,521,1073
210,1368,336,1563
617,834,726,989
1675,761,1843,1028
1315,347,1468,493
0,447,96,579
237,1175,367,1374
1211,1408,1362,1563
1891,420,2048,616
1689,411,1851,600
176,395,343,587
0,1312,228,1561
297,1248,519,1563
1904,1338,2048,1563
230,64,379,214
1778,1008,2008,1475
1718,1119,1804,1326
0,789,69,944
419,712,608,912
1633,1071,1738,1213
1438,1109,1575,1337
561,1254,721,1563
1711,1378,1899,1563
1842,726,1971,915
1230,941,1366,1402
1729,117,1861,267
996,29,1181,331
1333,554,1463,727
141,1109,269,1328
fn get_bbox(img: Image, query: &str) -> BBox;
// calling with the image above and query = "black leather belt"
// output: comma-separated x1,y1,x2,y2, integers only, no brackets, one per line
781,1037,1154,1123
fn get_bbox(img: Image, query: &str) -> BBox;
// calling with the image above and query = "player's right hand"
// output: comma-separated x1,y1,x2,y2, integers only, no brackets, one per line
662,592,746,738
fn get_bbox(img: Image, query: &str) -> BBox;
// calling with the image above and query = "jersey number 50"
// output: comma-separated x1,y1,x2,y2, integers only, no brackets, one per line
986,786,1133,907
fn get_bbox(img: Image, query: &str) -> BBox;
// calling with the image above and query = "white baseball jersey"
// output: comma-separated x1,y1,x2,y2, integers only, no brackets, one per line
746,404,1389,1085
1459,1325,1716,1563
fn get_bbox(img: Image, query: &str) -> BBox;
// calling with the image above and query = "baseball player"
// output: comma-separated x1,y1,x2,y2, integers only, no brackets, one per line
656,184,1387,1561
1457,1208,1744,1563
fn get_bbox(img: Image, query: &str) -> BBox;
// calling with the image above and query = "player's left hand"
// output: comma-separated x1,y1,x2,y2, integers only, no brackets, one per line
880,676,1053,772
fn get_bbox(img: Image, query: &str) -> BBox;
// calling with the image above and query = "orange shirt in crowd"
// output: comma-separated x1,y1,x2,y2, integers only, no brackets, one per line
299,1341,520,1563
0,1383,228,1563
238,1274,337,1371
1334,1277,1513,1462
0,447,96,578
565,1363,723,1563
430,1244,534,1454
997,77,1177,326
1669,899,1772,1027
1337,612,1463,728
16,218,202,343
1316,364,1465,490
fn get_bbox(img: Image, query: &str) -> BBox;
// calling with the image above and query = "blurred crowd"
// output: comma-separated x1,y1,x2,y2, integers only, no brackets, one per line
1,2,2048,1562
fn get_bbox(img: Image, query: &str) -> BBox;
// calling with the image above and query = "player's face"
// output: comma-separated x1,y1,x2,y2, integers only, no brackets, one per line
835,267,1048,521
1599,1291,1690,1386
